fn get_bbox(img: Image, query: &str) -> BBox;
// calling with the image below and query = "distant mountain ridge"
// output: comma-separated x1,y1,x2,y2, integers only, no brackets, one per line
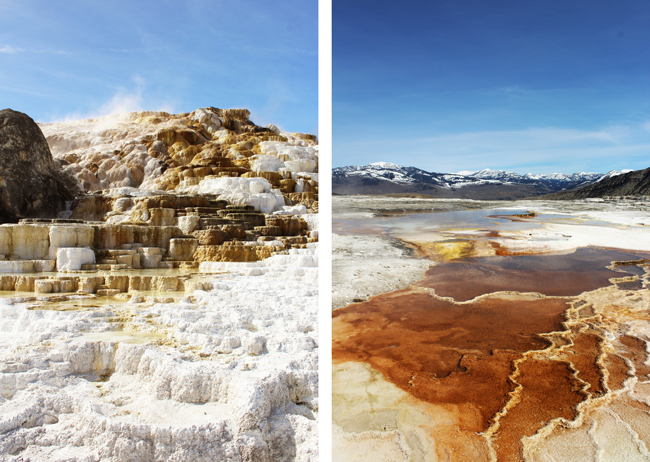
542,167,650,199
333,162,630,200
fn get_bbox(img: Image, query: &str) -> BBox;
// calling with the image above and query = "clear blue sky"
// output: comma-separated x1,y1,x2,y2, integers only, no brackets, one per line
333,0,650,174
0,0,318,135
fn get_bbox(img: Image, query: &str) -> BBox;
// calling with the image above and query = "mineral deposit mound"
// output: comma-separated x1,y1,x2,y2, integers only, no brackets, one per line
0,107,319,461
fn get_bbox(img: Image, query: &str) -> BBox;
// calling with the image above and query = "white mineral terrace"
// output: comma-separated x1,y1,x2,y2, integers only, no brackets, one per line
0,246,318,461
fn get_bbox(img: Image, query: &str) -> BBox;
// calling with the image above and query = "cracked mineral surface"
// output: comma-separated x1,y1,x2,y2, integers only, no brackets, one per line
332,195,650,461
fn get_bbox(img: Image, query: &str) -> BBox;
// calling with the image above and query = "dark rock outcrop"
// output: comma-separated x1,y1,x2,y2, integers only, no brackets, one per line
541,167,650,200
0,109,78,223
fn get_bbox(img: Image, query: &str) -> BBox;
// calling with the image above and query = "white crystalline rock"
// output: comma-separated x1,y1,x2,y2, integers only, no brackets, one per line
112,197,132,212
105,214,132,225
302,213,319,232
198,177,286,213
258,141,286,156
258,142,318,173
105,186,166,197
200,246,318,278
56,247,96,272
284,159,316,173
486,199,650,252
48,225,94,259
254,148,317,174
259,240,285,247
273,205,308,216
249,155,285,172
250,152,319,175
190,108,222,130
280,149,317,173
294,178,318,193
504,222,650,253
278,132,316,147
178,215,200,234
276,145,318,162
199,177,272,195
228,146,247,160
0,246,318,461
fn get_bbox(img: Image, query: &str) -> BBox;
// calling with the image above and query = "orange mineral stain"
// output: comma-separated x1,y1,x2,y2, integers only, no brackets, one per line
604,352,631,391
492,359,586,462
558,329,606,397
333,290,572,432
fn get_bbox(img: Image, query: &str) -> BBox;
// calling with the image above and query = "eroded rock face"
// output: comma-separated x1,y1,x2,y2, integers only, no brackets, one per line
0,109,77,223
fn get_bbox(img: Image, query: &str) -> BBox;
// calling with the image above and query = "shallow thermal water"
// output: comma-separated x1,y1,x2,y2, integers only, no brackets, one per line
334,207,543,237
332,196,650,462
0,246,318,462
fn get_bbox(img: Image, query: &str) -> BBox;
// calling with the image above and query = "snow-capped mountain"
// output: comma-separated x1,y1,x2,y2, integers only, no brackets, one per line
334,162,448,186
333,163,620,200
454,168,603,189
545,167,650,200
596,169,634,182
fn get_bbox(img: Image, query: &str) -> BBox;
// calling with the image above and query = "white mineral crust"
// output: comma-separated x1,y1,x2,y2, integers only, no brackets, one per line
332,234,431,309
198,177,286,214
0,246,318,461
55,247,96,272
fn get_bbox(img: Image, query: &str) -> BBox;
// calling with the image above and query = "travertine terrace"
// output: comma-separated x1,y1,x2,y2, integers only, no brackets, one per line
0,108,319,461
1,108,318,294
333,195,650,462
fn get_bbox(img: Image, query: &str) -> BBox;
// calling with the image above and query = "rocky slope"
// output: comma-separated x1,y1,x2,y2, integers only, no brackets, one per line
333,162,611,200
541,166,650,199
0,109,77,223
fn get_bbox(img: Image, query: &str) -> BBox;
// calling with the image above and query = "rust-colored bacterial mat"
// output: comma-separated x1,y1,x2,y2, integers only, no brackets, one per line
333,291,572,433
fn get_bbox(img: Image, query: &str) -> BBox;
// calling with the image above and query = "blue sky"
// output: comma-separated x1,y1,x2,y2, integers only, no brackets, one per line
333,0,650,174
0,0,318,134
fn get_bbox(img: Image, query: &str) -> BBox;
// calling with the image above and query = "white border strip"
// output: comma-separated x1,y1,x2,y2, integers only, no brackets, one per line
318,0,333,459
